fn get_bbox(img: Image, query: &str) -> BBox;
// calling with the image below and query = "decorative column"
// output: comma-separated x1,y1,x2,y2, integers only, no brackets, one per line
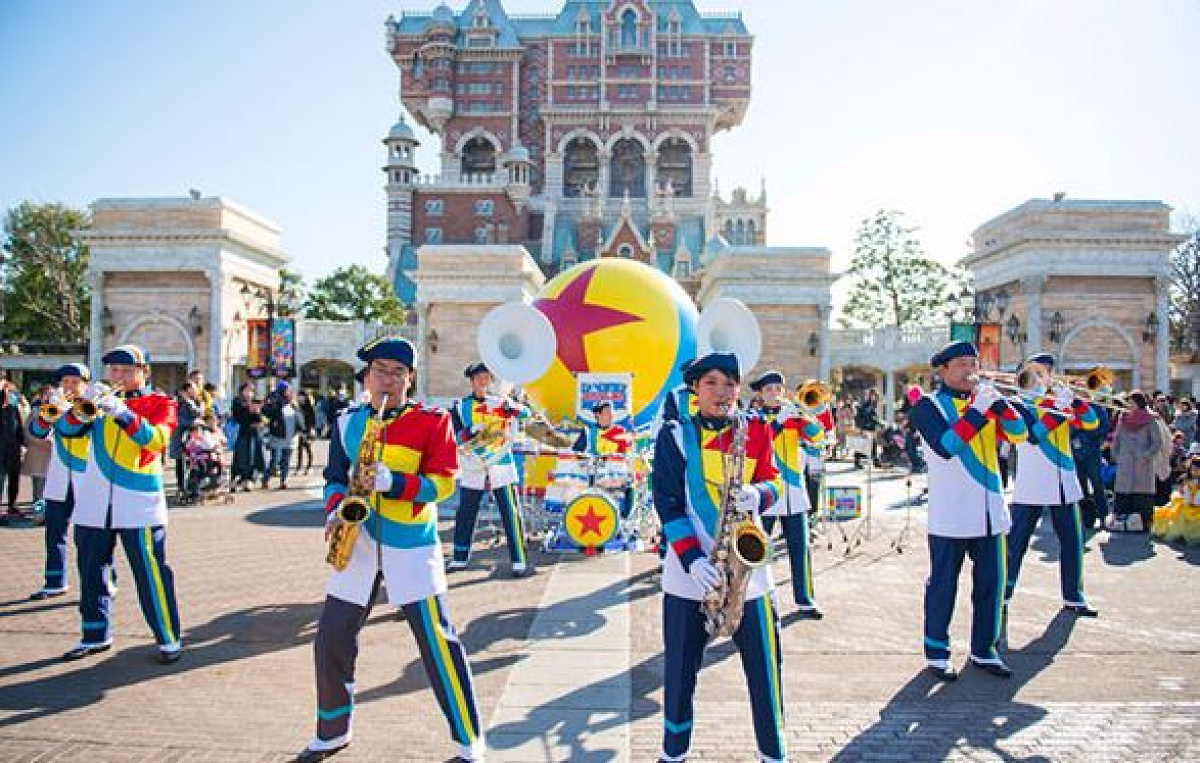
817,305,832,382
1155,276,1171,392
598,150,611,199
88,271,105,372
208,267,226,396
1022,274,1045,356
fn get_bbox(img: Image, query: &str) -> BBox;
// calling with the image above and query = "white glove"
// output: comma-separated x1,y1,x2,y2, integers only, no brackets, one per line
48,390,69,407
96,394,128,417
734,484,760,514
372,467,394,493
970,383,1002,413
1052,385,1073,411
688,557,721,593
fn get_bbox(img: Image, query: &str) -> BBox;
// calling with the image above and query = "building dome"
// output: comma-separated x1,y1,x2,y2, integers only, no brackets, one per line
388,114,416,141
504,144,531,164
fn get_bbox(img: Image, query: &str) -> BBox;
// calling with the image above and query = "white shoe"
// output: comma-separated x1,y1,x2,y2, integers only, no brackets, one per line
446,559,469,571
303,731,351,753
459,738,487,761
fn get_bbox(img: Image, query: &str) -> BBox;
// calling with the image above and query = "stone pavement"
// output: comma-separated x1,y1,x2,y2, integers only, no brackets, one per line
1,454,1198,762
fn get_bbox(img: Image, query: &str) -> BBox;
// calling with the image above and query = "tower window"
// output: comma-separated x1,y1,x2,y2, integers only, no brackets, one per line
474,199,494,216
424,228,443,244
424,199,444,216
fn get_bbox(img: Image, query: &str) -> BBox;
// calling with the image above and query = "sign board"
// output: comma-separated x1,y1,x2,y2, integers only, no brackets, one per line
576,373,633,425
824,485,863,520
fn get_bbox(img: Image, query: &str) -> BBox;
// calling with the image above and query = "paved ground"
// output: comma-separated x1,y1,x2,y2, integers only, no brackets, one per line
1,447,1198,762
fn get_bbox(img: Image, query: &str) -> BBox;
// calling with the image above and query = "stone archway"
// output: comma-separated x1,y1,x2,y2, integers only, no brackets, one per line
1060,318,1140,389
119,314,195,394
300,359,355,397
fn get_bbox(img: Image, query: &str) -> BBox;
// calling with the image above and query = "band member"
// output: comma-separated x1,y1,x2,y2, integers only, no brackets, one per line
573,401,636,518
1005,353,1100,618
448,362,533,577
301,337,484,763
27,364,106,600
1071,385,1111,531
751,371,826,619
56,345,182,663
653,352,788,762
909,341,1027,680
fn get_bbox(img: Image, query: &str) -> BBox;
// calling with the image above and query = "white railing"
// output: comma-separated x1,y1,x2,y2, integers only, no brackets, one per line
829,325,949,351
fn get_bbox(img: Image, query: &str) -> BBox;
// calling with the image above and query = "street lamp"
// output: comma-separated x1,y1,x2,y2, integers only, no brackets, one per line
1142,311,1159,343
807,331,819,357
241,279,301,379
1048,311,1065,344
1005,313,1027,346
994,288,1011,318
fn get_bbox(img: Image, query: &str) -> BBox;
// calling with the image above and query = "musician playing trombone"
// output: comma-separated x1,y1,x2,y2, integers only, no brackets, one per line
448,361,534,577
750,370,826,619
653,352,788,763
1003,353,1101,619
909,341,1028,680
301,337,484,762
53,345,182,664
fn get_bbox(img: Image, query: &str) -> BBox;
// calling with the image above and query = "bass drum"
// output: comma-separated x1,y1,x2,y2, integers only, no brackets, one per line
560,490,620,549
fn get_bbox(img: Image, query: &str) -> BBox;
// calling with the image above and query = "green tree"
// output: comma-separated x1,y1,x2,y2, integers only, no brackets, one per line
839,209,960,329
1,202,92,340
304,264,407,324
1169,216,1199,354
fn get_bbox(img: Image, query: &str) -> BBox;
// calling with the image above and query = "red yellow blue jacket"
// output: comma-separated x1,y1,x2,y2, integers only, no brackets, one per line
324,402,458,549
759,406,823,489
1011,395,1098,506
450,394,530,469
653,413,782,601
57,387,177,529
28,407,89,503
573,422,633,456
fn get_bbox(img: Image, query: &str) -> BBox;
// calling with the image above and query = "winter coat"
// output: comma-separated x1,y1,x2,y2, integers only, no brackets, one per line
1112,409,1163,495
21,427,51,477
0,397,24,472
170,396,204,459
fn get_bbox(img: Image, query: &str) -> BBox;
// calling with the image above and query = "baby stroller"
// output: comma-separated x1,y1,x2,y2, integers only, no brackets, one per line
181,436,230,505
876,424,908,469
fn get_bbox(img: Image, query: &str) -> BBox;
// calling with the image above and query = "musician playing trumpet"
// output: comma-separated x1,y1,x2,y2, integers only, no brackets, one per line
448,361,533,577
909,341,1028,680
301,337,484,762
653,352,788,763
1003,353,1101,619
750,370,827,619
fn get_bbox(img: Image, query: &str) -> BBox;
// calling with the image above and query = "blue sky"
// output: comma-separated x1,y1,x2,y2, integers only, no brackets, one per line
2,0,1197,302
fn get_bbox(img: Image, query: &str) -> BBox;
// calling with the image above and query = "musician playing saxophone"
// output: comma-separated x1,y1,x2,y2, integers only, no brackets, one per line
652,352,788,763
300,337,484,763
448,361,533,577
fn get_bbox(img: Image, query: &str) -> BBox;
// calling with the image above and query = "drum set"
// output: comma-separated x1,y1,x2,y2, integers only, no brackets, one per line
514,440,657,556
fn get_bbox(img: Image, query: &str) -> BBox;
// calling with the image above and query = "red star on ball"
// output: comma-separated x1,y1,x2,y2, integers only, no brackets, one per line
534,266,641,371
575,504,609,538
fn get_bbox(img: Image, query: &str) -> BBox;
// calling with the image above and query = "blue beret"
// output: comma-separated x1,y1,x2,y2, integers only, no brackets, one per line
463,362,491,378
56,363,91,382
930,341,977,367
102,344,149,366
1023,352,1055,370
356,336,416,368
749,371,784,392
276,380,290,393
683,352,741,385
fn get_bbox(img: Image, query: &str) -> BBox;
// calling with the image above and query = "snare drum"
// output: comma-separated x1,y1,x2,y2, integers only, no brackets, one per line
551,450,590,486
594,454,632,489
542,481,582,515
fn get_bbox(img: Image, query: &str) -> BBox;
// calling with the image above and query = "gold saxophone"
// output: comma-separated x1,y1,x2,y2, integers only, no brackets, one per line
702,412,772,638
459,418,510,465
326,395,388,571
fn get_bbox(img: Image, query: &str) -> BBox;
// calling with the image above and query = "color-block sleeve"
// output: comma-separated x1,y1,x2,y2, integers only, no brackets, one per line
748,419,783,511
120,395,175,454
652,421,704,571
28,411,53,440
1017,399,1069,445
449,401,469,441
387,410,459,504
785,413,825,445
989,399,1028,444
909,395,984,460
54,409,92,439
1069,399,1099,431
323,418,351,516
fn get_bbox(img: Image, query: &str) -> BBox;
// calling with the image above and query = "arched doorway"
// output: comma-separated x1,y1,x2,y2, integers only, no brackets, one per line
121,315,195,395
300,360,355,397
460,136,497,176
563,137,600,197
655,137,692,197
609,138,645,198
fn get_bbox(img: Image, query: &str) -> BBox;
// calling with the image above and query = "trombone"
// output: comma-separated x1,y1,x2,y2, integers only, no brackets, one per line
977,369,1126,411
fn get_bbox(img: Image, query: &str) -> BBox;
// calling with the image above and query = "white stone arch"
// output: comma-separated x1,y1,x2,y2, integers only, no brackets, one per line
454,128,503,157
556,128,605,155
1059,317,1140,385
118,313,196,366
604,129,651,154
651,129,699,155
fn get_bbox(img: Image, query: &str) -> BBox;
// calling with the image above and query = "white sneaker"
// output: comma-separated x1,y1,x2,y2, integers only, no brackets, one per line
304,731,351,753
459,738,487,761
446,559,469,571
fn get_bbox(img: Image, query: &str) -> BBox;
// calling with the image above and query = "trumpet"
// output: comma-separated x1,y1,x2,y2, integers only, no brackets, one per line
976,371,1126,411
796,379,831,410
39,393,78,422
73,381,128,423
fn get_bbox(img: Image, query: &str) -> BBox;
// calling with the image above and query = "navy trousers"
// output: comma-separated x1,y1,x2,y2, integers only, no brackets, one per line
452,484,527,565
1006,502,1086,605
924,534,1005,663
313,583,482,748
661,593,786,761
75,524,180,647
762,514,815,608
1075,450,1109,527
41,491,74,591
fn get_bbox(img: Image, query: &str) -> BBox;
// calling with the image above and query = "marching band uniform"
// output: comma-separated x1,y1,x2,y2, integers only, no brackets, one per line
1005,354,1100,617
752,371,826,618
304,338,484,762
573,401,636,517
57,345,182,663
909,342,1028,680
449,362,532,575
653,353,788,763
27,364,97,599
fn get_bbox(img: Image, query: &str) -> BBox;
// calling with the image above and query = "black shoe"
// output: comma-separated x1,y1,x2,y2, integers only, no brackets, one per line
796,606,824,620
970,657,1013,678
1065,603,1099,617
156,647,183,664
62,642,112,661
30,587,68,601
925,664,958,682
295,743,350,762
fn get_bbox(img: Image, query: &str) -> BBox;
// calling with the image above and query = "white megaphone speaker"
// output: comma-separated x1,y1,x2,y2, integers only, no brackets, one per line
477,302,557,385
697,297,761,375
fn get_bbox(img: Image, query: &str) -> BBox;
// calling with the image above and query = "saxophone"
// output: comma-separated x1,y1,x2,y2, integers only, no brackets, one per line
326,395,388,571
702,412,772,638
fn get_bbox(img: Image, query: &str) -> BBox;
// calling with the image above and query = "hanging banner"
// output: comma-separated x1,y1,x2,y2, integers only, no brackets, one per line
247,319,270,378
575,373,633,425
977,323,1001,371
949,322,976,344
270,318,296,378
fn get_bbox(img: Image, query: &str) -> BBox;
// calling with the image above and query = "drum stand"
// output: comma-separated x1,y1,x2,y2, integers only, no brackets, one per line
890,478,918,554
843,458,874,556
